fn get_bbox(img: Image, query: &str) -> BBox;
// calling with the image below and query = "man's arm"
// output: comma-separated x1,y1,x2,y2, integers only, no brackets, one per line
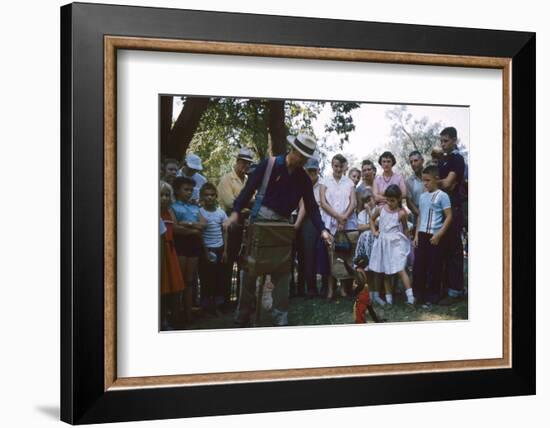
438,171,458,191
439,154,465,191
398,174,408,198
407,195,420,217
231,160,266,215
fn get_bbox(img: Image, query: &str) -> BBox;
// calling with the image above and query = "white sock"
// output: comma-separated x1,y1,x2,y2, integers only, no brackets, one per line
385,294,393,305
373,291,386,306
369,291,374,301
406,288,414,304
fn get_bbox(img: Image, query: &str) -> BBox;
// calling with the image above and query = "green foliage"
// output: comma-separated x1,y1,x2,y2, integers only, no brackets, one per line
186,97,359,182
285,100,322,136
188,97,269,184
324,102,361,148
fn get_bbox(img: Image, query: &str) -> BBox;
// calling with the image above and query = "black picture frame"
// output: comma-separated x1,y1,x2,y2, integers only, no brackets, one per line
61,2,535,424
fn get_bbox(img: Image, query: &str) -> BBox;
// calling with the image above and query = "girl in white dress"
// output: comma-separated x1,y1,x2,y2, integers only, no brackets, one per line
369,185,415,305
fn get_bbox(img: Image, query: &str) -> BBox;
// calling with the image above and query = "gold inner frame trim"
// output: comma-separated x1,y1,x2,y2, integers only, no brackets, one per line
104,35,512,391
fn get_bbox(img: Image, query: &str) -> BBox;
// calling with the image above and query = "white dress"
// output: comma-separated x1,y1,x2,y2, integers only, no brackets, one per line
368,207,410,274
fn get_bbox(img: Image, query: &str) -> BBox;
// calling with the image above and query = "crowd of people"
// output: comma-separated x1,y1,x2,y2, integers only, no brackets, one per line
159,127,467,329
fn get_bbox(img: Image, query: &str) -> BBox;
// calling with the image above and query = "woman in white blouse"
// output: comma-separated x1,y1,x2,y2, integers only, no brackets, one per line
320,154,357,300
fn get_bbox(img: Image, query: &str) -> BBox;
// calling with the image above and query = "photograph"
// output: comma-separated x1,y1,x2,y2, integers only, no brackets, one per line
56,2,536,423
159,95,469,331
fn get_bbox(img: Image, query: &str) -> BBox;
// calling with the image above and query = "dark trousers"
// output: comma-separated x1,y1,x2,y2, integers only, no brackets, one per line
199,246,226,308
297,218,320,295
443,207,465,294
413,232,444,304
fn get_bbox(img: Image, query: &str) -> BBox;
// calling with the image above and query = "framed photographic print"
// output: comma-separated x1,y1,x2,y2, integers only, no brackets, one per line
61,2,535,424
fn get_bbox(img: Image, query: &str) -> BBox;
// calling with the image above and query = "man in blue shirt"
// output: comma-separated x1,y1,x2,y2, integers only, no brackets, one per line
224,134,333,327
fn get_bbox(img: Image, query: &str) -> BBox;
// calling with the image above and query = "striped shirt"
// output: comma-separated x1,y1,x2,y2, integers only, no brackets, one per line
418,190,451,234
199,207,227,248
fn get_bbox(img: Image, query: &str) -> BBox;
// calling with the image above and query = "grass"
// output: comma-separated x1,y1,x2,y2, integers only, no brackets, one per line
184,291,468,330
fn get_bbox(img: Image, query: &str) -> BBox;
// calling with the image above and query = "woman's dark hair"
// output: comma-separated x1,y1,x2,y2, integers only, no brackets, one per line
378,151,396,166
384,184,402,207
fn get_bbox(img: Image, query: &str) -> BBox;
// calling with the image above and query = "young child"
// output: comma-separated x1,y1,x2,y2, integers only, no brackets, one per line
198,183,228,316
348,167,361,187
159,181,186,330
171,176,205,324
369,184,415,305
413,165,452,307
357,195,376,234
353,194,378,300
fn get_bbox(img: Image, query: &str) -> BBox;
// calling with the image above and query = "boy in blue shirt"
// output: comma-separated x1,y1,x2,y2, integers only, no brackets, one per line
171,176,206,323
413,165,453,307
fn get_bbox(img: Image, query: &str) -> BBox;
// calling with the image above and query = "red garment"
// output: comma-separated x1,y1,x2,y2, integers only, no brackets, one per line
161,210,186,294
353,289,371,323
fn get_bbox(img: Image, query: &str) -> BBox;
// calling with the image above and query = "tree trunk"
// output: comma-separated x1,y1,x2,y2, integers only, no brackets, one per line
159,96,173,158
267,100,287,156
165,96,210,160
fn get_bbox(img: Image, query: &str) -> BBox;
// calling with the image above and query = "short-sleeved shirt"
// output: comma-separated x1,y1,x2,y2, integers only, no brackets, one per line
199,207,227,248
438,150,465,208
418,190,451,234
170,200,202,257
171,200,200,223
321,174,358,233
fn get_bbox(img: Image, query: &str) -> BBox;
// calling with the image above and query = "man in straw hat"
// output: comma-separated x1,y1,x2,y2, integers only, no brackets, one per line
224,133,333,327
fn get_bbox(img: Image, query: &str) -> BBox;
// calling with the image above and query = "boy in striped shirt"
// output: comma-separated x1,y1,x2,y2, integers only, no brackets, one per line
412,165,453,307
